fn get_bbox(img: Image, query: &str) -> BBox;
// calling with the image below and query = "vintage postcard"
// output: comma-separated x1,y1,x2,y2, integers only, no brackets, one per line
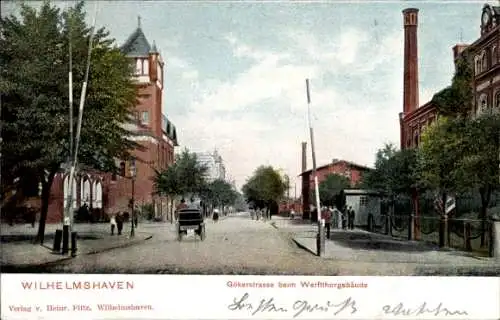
1,0,499,319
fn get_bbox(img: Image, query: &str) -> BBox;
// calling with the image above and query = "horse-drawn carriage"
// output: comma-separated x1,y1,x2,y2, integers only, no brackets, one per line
176,208,206,241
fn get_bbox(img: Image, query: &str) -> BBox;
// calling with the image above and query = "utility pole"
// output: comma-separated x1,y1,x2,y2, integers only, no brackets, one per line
306,79,325,256
62,2,99,254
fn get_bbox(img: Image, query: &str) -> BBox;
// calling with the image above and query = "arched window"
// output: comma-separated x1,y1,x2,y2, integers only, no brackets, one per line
495,91,500,110
143,59,149,75
92,181,103,209
481,50,488,71
475,55,481,74
135,59,142,75
478,94,488,116
63,175,78,209
81,177,91,206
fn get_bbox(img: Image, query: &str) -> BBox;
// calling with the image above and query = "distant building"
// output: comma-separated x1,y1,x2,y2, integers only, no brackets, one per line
196,150,226,182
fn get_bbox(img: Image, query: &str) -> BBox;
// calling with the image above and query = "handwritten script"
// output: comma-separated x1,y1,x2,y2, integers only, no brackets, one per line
382,302,468,317
227,292,357,318
228,293,470,318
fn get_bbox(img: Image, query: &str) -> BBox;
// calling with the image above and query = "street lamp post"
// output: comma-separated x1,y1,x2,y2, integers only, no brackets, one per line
129,158,137,238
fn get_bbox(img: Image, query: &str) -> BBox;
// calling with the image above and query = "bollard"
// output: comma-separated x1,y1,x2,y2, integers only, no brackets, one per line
439,215,449,248
407,214,413,241
62,225,69,255
53,229,62,252
71,232,78,257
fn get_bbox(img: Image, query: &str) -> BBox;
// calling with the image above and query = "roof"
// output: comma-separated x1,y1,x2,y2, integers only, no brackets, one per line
120,23,151,57
343,189,383,196
299,159,373,176
162,115,179,146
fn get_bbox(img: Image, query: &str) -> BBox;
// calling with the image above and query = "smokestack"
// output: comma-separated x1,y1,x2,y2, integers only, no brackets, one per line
403,8,419,115
301,142,307,173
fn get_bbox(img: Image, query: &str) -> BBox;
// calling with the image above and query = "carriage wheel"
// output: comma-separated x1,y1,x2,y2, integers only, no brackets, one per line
200,225,206,241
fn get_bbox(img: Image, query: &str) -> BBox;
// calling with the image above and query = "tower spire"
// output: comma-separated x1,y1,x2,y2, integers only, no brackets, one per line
137,15,141,29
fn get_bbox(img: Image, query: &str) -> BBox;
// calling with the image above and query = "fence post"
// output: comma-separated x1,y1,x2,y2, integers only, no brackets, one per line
407,214,413,240
439,214,449,248
384,215,389,235
464,222,472,251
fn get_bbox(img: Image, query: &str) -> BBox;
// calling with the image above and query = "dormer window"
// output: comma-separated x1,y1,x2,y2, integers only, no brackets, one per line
134,58,149,75
143,59,149,75
135,59,142,74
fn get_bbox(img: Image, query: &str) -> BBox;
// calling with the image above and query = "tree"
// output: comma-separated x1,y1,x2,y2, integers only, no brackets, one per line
154,148,208,203
1,1,141,243
174,149,208,198
153,164,180,221
242,166,287,215
206,179,238,212
456,114,500,246
317,174,350,207
431,55,474,118
362,143,418,198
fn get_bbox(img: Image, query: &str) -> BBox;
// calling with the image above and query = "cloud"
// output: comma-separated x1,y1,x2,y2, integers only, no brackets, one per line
173,24,444,191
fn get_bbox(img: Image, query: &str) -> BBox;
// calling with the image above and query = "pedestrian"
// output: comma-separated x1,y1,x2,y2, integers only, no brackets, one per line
332,206,342,229
213,208,219,222
341,206,347,229
116,212,124,235
348,207,356,229
110,213,117,235
321,207,332,239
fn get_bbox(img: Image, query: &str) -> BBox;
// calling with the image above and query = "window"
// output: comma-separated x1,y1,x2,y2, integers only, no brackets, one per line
141,111,149,125
495,92,500,110
143,59,149,75
493,46,498,65
135,59,142,75
481,50,488,71
477,94,488,116
360,196,368,207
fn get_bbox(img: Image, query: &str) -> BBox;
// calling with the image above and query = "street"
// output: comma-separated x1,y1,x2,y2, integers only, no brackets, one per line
6,212,497,276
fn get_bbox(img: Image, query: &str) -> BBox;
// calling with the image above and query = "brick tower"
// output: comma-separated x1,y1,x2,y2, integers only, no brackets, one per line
400,8,420,148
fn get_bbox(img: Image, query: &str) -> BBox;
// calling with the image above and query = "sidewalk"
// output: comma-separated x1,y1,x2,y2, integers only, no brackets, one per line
1,222,153,268
271,216,499,267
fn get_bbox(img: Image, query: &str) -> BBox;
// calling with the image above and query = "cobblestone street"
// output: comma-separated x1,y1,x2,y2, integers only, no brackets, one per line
5,213,495,276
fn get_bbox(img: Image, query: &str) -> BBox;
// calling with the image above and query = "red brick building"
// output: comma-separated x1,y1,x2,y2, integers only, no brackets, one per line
399,5,500,239
8,20,179,223
299,156,372,218
301,159,371,191
400,5,500,149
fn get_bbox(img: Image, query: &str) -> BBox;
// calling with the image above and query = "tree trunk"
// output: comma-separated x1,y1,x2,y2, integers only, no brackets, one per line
170,197,174,223
479,185,491,247
439,191,449,248
35,168,57,245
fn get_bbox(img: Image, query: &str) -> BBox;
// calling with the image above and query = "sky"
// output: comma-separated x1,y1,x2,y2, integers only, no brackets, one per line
2,0,496,191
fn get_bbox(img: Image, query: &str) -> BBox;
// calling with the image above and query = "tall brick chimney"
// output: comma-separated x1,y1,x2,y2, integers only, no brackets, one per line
403,8,419,115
